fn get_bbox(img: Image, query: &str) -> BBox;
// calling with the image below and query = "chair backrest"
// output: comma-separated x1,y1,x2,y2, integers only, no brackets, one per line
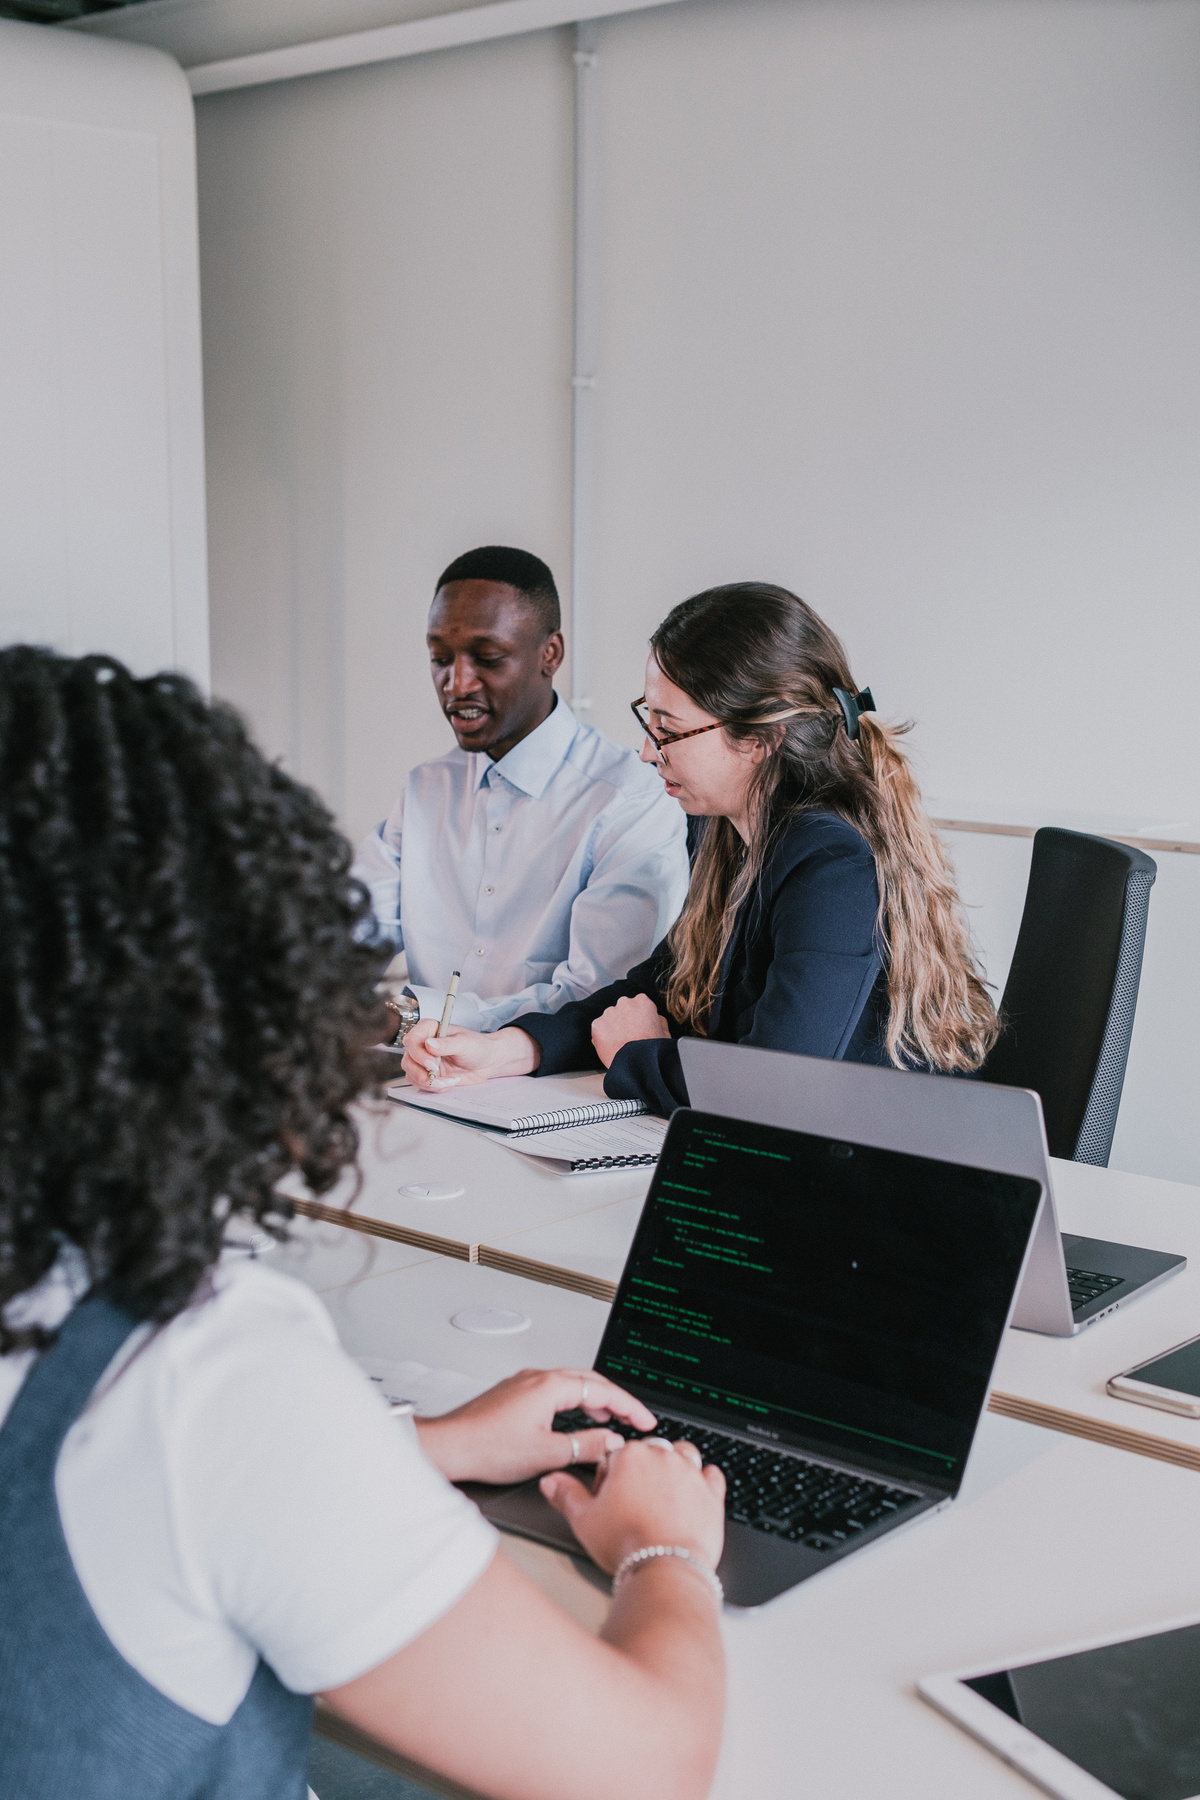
979,827,1156,1165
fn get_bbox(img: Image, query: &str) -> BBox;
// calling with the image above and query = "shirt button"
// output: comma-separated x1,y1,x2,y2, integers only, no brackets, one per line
485,885,495,895
475,947,485,956
492,825,502,833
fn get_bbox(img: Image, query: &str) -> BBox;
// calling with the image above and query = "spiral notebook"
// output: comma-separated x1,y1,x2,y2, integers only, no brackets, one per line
390,1074,667,1172
393,1073,644,1132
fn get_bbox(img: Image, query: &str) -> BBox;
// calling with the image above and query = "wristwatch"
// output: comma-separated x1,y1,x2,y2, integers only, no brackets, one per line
383,985,420,1047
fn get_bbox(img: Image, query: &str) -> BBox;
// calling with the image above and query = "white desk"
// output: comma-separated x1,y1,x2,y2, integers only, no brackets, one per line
265,1209,437,1293
320,1412,1200,1800
708,1419,1200,1799
316,1253,611,1390
478,1191,644,1297
482,1417,1200,1800
281,1098,652,1270
278,1219,1200,1800
990,1158,1200,1469
282,1123,1200,1471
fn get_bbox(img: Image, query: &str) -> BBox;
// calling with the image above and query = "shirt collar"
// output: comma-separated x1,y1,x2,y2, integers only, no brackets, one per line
473,696,578,799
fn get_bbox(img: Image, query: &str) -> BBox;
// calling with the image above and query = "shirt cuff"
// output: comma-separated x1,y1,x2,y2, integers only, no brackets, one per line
409,985,484,1034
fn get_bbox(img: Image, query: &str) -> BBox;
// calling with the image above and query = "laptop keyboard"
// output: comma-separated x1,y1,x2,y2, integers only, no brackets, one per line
553,1409,921,1551
1066,1266,1126,1312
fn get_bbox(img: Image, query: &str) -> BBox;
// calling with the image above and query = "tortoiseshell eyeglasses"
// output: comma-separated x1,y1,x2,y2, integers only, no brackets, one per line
630,697,728,752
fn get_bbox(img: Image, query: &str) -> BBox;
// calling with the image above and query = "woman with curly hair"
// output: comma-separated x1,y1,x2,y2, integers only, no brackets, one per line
404,583,999,1113
0,647,725,1800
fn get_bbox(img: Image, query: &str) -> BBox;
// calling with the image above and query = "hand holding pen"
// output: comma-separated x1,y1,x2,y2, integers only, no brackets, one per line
428,970,460,1081
401,1016,542,1091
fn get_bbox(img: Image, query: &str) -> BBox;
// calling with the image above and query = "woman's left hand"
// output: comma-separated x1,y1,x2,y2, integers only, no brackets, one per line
590,994,671,1069
415,1367,657,1486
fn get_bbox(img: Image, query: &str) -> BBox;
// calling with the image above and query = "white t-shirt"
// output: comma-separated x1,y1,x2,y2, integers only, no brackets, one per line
0,1253,497,1725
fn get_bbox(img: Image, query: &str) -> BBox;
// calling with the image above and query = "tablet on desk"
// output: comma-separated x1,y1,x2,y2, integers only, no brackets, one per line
920,1613,1200,1798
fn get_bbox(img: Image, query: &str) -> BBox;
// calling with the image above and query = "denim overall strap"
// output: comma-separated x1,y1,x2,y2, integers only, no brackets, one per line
0,1290,311,1800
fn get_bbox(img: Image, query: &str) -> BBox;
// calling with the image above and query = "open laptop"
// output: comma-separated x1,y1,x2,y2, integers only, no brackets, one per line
679,1040,1185,1337
465,1107,1042,1607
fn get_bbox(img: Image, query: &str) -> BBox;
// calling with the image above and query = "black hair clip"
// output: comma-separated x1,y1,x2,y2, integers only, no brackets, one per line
832,687,875,740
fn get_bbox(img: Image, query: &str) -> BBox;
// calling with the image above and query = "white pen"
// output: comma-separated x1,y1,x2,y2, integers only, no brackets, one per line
430,970,460,1081
436,971,461,1039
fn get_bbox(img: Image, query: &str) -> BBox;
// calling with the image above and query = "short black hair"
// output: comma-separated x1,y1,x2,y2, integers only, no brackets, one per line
0,646,392,1353
434,545,561,637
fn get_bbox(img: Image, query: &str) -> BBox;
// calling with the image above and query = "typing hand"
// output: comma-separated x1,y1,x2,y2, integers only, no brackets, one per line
541,1436,726,1577
401,1021,540,1090
415,1367,656,1486
590,994,671,1070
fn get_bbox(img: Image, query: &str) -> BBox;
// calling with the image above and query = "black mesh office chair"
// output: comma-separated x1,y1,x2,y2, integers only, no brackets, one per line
979,827,1156,1165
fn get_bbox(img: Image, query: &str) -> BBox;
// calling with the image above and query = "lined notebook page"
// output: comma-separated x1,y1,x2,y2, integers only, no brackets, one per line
502,1115,668,1170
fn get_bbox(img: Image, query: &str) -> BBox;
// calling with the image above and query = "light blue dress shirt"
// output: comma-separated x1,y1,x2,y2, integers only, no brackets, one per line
351,697,690,1032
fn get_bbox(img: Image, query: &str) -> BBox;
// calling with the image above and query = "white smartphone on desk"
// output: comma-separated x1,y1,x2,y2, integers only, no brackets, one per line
1107,1333,1200,1418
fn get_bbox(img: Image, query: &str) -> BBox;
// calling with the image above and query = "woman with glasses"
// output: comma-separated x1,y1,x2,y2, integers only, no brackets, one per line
403,583,998,1115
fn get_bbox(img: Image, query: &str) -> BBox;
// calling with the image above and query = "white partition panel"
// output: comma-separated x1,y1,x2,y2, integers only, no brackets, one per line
0,20,208,685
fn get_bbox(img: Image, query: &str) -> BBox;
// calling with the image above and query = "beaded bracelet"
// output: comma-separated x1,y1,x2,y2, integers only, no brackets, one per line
611,1544,724,1608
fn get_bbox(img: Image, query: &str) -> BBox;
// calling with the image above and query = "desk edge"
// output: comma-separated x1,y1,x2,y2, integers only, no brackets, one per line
290,1196,473,1262
988,1390,1200,1472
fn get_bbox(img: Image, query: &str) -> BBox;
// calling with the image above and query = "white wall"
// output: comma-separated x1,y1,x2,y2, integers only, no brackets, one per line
193,0,1200,1180
0,20,209,685
585,0,1200,835
196,28,572,824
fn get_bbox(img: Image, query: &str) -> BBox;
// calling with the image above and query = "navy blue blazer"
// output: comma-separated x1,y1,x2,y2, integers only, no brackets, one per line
519,810,891,1116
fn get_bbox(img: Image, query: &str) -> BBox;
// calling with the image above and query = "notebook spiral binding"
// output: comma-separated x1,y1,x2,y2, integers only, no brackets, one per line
508,1098,647,1134
568,1152,659,1172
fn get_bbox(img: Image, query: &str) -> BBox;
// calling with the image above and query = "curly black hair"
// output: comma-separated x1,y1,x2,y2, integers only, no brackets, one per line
0,646,392,1354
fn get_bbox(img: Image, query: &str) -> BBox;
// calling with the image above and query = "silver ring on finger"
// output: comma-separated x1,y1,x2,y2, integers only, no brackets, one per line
569,1435,581,1464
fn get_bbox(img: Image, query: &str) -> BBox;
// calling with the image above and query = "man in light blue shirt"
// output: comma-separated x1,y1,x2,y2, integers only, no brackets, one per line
352,546,689,1033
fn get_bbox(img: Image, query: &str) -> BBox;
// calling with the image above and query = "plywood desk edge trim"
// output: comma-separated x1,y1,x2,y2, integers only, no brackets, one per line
290,1196,474,1262
988,1390,1200,1473
933,819,1200,856
289,1199,621,1300
476,1243,618,1302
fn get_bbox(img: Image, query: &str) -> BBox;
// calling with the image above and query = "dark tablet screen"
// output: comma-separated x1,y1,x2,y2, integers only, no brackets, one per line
963,1621,1200,1800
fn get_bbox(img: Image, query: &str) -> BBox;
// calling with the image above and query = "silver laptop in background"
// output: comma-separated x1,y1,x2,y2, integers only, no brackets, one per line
678,1040,1184,1336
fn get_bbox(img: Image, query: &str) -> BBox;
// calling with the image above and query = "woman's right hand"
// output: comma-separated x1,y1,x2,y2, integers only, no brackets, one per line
539,1437,726,1576
401,1020,541,1091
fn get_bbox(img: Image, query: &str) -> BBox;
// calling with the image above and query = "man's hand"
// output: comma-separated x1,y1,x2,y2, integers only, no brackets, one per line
415,1367,656,1486
401,1020,540,1090
591,994,672,1069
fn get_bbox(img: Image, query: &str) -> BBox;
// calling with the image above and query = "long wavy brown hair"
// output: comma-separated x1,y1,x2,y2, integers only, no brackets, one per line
654,584,998,1073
